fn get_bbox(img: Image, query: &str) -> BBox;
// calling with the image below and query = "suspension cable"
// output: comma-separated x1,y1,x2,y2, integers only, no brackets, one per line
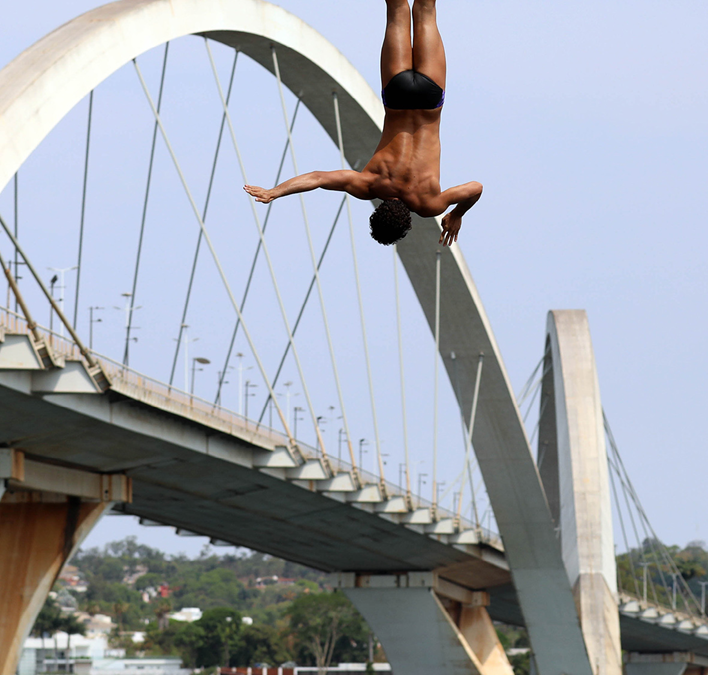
257,196,346,424
605,412,700,612
393,244,412,501
132,58,293,443
73,89,94,330
0,213,97,367
271,48,360,473
432,249,441,511
213,98,301,405
206,40,328,462
457,354,484,524
169,49,239,387
332,91,379,480
608,457,642,597
125,44,170,366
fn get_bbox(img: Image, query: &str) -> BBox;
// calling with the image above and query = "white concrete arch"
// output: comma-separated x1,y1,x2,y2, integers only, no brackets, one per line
538,310,622,675
0,2,592,672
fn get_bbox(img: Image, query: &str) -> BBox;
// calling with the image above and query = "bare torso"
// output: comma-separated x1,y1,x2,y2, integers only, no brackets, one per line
361,107,443,217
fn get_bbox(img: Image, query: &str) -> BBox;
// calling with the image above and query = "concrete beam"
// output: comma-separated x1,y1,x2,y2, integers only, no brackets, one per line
0,449,131,502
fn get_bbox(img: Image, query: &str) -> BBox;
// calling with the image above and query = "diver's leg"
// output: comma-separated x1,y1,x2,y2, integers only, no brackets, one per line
381,0,413,89
412,0,446,89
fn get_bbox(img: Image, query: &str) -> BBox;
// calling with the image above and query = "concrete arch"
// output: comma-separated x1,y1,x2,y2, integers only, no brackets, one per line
538,310,622,675
0,2,592,671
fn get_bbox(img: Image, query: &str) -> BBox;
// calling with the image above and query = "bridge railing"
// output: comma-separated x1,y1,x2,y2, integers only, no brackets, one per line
0,304,501,546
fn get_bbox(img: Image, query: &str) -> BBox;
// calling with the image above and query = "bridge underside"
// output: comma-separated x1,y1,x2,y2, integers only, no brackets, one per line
0,373,509,590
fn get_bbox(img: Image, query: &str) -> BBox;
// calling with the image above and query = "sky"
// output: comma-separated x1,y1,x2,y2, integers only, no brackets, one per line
0,0,706,558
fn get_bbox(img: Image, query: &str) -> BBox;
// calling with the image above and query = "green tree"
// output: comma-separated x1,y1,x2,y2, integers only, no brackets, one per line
232,624,291,667
60,614,86,655
287,592,367,675
195,607,242,667
174,622,206,668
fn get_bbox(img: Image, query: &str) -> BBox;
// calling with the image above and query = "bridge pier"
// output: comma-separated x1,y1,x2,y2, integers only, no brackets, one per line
339,572,513,675
539,311,622,675
0,449,130,675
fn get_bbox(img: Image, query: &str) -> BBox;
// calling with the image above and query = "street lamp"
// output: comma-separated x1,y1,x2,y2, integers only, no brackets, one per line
191,357,210,397
116,293,141,366
338,429,348,462
88,306,104,350
639,562,650,604
244,380,258,421
47,265,78,337
699,581,708,616
418,473,428,506
235,353,253,416
49,275,58,335
293,406,305,438
359,439,369,472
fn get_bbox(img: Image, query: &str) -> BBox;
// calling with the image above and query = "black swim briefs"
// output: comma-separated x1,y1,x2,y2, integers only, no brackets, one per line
381,70,445,110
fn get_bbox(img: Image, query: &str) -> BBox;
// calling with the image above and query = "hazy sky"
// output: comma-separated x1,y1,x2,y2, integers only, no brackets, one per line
1,0,706,558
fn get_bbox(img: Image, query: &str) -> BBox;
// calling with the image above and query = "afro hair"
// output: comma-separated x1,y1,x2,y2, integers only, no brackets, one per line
369,199,412,246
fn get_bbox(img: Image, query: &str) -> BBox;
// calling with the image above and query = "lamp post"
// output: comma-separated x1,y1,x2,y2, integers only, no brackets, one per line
418,473,428,507
244,380,258,422
191,357,210,398
670,573,679,610
47,265,78,337
639,562,650,604
359,439,369,472
698,581,708,616
88,306,103,350
293,406,304,438
116,293,141,367
222,615,233,667
49,275,58,335
235,353,253,416
316,416,327,451
339,429,348,463
436,481,446,507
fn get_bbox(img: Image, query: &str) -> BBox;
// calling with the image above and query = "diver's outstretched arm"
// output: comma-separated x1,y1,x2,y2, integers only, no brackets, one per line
244,170,370,204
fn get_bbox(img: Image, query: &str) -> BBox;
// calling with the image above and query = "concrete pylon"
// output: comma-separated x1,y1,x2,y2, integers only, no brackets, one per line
538,310,622,675
0,449,130,675
340,573,513,675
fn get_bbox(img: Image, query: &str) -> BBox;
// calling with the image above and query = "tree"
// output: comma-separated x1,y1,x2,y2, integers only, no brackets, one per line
60,614,86,655
232,624,291,667
113,601,131,634
287,592,367,675
195,607,242,667
32,595,63,667
174,622,206,668
154,600,172,631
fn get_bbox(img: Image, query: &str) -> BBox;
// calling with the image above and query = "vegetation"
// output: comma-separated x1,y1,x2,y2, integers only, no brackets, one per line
616,538,708,612
45,537,372,668
42,534,708,672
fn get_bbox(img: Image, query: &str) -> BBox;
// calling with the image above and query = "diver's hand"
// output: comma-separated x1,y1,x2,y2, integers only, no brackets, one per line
244,185,275,204
439,212,461,247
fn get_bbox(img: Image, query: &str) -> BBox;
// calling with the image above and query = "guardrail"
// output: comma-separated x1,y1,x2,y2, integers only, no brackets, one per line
0,304,502,547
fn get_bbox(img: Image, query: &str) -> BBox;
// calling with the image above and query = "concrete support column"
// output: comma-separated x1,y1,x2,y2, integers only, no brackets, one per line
0,449,131,675
0,493,109,675
339,572,513,675
539,311,622,675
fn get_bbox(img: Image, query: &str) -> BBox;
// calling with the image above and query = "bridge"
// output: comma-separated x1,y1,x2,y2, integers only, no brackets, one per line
0,2,706,674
